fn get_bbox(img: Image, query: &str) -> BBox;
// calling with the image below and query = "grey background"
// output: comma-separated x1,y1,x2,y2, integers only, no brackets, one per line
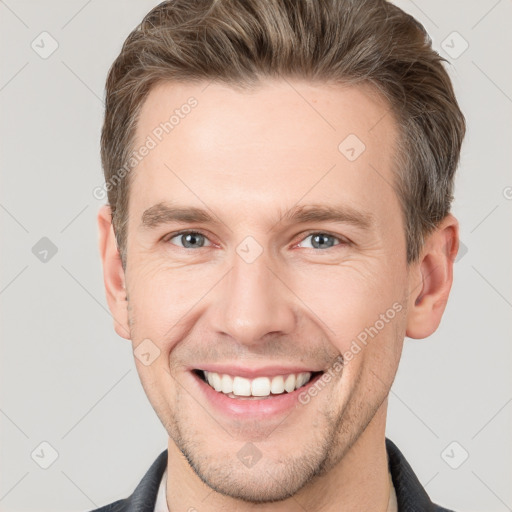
0,0,511,511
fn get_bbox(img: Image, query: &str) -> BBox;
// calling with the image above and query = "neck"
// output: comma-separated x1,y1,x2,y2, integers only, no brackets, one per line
166,398,391,512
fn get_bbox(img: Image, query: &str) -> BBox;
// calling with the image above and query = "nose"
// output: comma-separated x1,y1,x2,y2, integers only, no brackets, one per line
210,251,296,347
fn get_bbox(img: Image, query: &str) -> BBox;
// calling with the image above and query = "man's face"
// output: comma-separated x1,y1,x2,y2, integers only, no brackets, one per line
122,79,410,501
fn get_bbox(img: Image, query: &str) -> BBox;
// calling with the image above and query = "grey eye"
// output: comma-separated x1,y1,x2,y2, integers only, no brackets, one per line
168,232,211,249
298,233,341,250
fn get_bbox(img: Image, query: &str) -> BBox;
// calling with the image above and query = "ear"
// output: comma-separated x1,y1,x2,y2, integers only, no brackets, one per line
405,213,459,340
97,204,131,340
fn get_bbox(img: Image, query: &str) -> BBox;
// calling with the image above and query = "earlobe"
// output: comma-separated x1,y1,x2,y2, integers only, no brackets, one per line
405,214,459,340
97,205,131,340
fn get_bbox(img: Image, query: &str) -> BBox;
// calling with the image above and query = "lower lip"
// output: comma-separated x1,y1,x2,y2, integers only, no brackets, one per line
191,371,323,418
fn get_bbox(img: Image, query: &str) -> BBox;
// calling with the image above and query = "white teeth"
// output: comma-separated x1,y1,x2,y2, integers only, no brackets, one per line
221,374,233,394
296,372,310,389
284,374,296,393
251,377,271,397
201,371,313,398
211,372,222,392
270,375,285,394
232,376,251,396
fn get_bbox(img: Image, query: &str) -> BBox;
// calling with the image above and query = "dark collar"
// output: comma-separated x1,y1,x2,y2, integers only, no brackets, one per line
90,437,454,511
385,438,453,511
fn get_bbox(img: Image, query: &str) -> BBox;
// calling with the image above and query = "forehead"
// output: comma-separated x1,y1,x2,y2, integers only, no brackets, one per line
130,79,400,229
135,78,396,154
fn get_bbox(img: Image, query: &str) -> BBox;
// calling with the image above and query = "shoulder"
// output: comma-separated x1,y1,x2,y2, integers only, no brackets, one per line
85,449,168,512
386,437,458,512
86,498,128,512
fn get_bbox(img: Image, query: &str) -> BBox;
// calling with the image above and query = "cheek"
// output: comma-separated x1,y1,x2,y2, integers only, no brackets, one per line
128,260,205,323
291,259,403,346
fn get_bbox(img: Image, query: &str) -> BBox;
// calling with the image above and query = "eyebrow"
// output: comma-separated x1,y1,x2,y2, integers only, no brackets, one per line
140,202,374,232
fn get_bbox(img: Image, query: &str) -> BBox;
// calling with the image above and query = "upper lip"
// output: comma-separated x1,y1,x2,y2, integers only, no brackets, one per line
192,364,324,379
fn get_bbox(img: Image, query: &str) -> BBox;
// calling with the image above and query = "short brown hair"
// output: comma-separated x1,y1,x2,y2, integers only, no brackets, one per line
101,0,466,269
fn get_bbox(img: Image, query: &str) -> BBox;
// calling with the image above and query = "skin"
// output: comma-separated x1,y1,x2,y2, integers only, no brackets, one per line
98,79,459,511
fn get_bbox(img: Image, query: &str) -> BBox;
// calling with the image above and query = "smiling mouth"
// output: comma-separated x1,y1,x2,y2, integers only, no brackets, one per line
193,369,324,400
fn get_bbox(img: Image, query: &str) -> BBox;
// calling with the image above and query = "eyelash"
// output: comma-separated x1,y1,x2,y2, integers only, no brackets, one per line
162,230,350,251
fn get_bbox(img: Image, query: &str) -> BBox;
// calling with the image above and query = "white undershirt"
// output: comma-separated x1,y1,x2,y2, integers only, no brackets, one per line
154,468,168,512
387,470,398,512
153,467,397,512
